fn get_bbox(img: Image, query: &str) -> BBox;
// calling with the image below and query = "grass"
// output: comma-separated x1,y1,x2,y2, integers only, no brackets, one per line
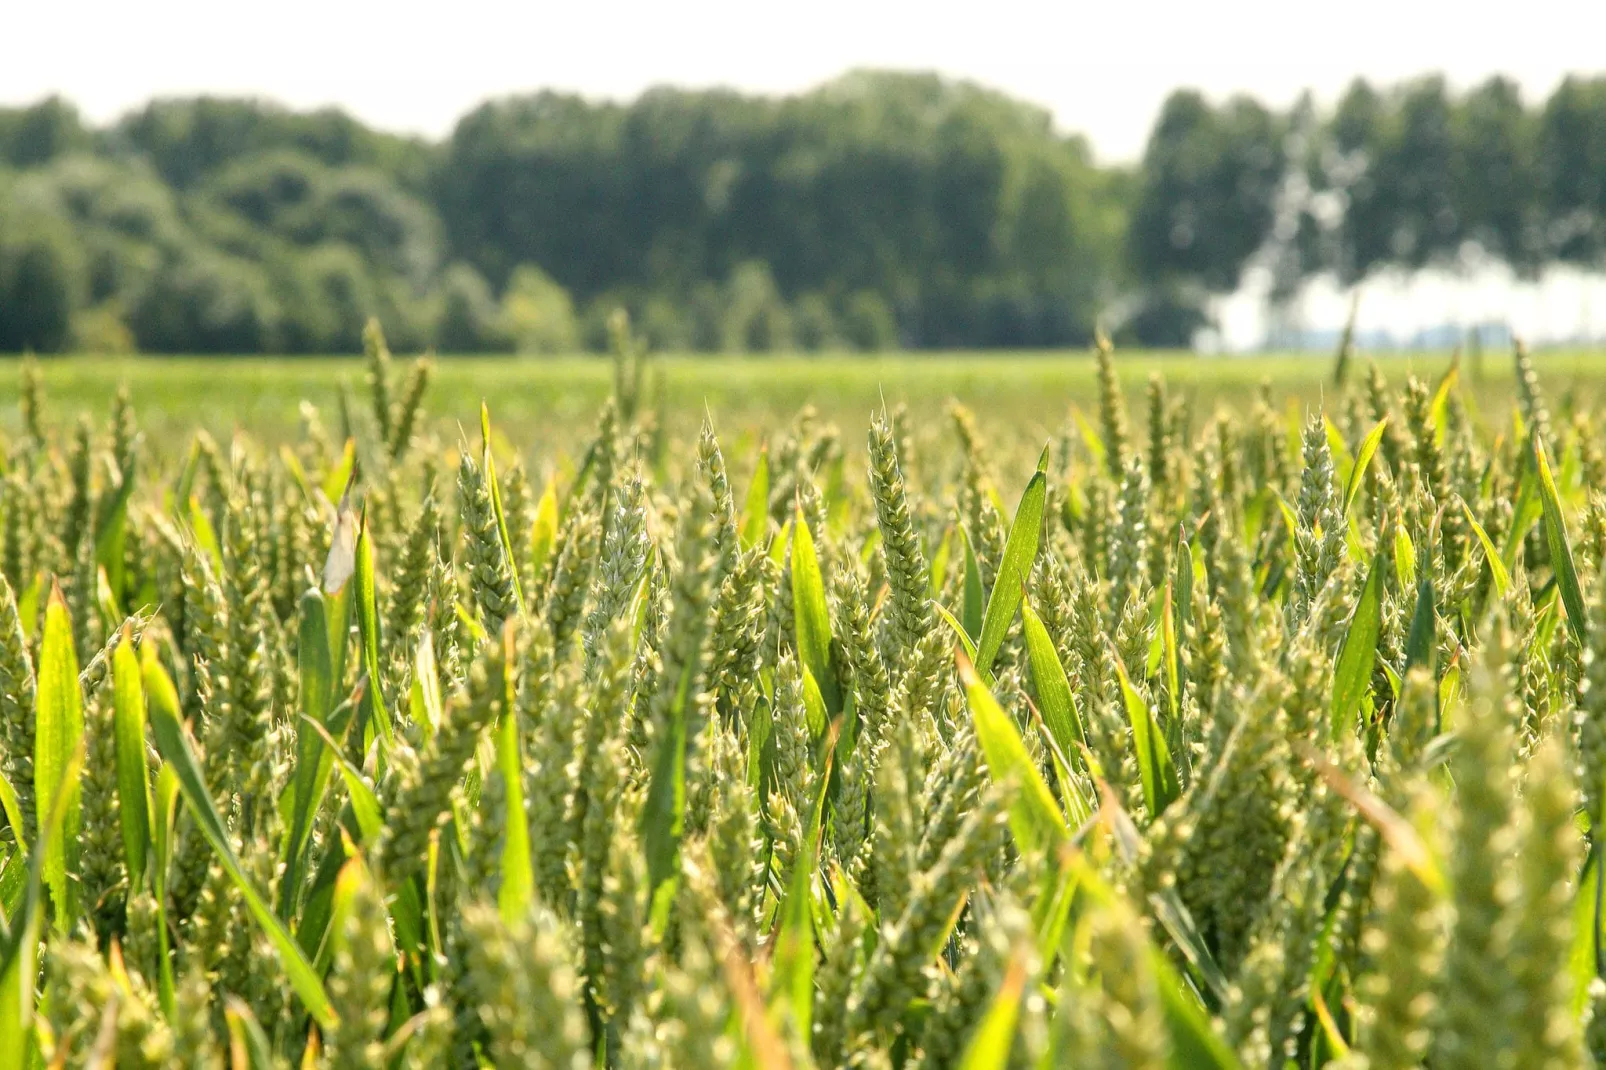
7,348,1606,452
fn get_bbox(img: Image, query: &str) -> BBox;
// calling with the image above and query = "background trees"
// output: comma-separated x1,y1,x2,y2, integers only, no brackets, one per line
2,72,1606,354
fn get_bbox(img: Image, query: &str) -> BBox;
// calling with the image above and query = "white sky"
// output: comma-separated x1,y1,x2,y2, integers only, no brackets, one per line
5,0,1605,163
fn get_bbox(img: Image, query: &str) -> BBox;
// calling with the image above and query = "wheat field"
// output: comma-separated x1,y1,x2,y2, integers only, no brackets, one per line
0,325,1602,1068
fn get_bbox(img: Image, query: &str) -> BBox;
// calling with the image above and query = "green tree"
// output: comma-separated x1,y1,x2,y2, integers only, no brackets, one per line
1131,91,1287,291
1452,77,1540,271
792,292,841,351
436,72,1125,349
0,97,91,168
0,220,83,352
1327,77,1460,279
126,248,278,353
841,290,899,351
1538,76,1606,264
721,261,792,352
502,264,579,354
435,262,507,353
118,97,434,191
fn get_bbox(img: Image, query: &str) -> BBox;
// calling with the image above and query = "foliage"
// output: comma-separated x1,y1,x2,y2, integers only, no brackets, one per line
8,72,1606,354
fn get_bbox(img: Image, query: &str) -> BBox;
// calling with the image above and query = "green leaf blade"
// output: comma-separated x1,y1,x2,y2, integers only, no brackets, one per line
975,451,1050,675
143,644,336,1027
33,585,83,931
1536,436,1587,646
1331,556,1384,740
111,633,152,891
1114,654,1179,817
960,653,1065,855
741,448,770,550
354,512,393,746
790,512,841,716
1019,596,1084,764
1343,417,1388,515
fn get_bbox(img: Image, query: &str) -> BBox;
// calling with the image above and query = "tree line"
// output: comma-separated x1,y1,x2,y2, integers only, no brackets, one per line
0,70,1603,354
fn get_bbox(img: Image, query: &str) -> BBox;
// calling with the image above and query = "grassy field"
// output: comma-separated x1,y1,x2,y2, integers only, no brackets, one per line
7,338,1606,1064
5,349,1605,452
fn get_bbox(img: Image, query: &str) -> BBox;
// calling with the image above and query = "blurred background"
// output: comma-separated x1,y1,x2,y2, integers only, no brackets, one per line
2,0,1605,357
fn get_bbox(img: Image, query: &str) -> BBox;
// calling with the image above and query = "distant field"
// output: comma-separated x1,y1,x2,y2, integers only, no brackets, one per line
3,349,1603,455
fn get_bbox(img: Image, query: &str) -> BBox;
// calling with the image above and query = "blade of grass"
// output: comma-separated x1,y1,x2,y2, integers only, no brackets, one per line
1569,844,1600,1018
320,438,357,506
930,525,954,601
299,715,383,844
741,448,770,551
934,603,980,667
143,644,336,1028
1536,435,1587,646
0,739,83,1059
492,627,535,924
1429,361,1459,447
151,764,178,1016
1343,417,1388,515
479,403,526,617
282,588,333,915
1161,580,1179,722
642,654,695,894
1155,948,1245,1070
0,773,23,857
1393,520,1417,590
408,634,442,741
1459,498,1511,598
770,732,834,1041
188,497,223,573
1331,555,1383,740
1503,459,1541,572
1019,595,1086,762
791,511,841,716
529,478,559,587
353,510,393,747
224,997,277,1070
95,475,135,601
111,632,152,891
1112,651,1179,817
959,650,1065,855
974,445,1050,676
1173,528,1194,632
34,583,82,931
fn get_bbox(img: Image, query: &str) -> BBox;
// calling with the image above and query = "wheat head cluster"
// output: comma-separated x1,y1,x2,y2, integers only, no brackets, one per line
0,326,1602,1069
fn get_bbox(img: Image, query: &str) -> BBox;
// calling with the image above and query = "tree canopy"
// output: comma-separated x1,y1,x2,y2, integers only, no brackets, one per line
1,71,1605,353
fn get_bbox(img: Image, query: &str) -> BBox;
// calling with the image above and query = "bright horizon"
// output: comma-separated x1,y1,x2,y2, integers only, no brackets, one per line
6,0,1605,163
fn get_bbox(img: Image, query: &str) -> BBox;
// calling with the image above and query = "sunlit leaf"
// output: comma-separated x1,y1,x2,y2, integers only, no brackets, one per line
791,511,841,715
741,448,770,551
111,632,152,890
975,445,1049,675
1536,435,1586,646
1019,595,1085,764
34,584,82,930
1113,653,1179,817
1331,555,1383,740
354,510,393,746
960,651,1065,855
1343,417,1388,515
1460,498,1511,598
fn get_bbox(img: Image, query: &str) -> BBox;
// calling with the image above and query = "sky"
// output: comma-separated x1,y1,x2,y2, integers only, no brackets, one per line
6,0,1606,163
